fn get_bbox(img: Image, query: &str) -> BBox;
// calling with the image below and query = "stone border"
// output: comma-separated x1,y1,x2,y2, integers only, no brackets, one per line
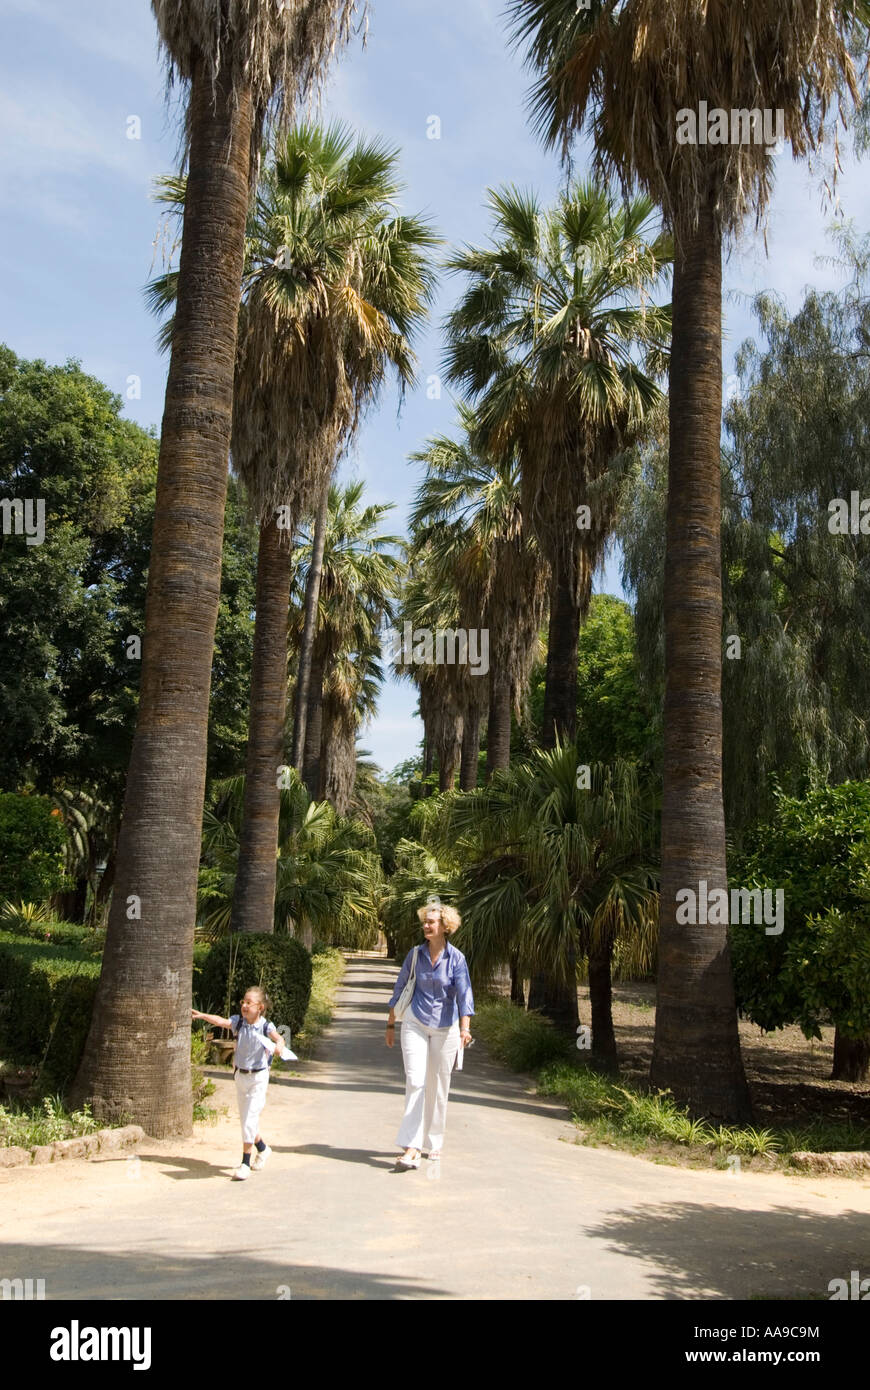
0,1125,145,1168
788,1150,870,1174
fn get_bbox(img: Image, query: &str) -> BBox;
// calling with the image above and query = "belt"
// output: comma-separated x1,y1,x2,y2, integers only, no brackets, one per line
235,1066,266,1074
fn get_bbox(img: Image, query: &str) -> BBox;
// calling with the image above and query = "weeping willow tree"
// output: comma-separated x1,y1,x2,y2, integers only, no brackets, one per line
430,748,658,1064
73,0,361,1134
510,0,868,1122
622,260,870,834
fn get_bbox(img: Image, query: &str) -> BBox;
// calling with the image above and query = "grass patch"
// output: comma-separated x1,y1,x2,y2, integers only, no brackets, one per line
473,999,574,1072
538,1061,870,1168
291,948,346,1059
0,1095,102,1148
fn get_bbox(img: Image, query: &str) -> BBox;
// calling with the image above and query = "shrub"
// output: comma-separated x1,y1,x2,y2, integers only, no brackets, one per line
0,793,68,902
473,1000,573,1072
0,905,104,953
0,934,100,1092
197,933,313,1036
0,1096,100,1148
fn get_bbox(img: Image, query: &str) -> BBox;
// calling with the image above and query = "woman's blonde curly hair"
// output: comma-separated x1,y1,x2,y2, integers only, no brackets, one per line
417,900,461,934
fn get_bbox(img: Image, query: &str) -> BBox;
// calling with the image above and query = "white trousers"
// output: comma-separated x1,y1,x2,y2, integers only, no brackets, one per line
396,1013,461,1152
235,1067,270,1144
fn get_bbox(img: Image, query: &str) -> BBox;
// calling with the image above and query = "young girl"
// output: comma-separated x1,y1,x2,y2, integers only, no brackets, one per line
191,986,288,1181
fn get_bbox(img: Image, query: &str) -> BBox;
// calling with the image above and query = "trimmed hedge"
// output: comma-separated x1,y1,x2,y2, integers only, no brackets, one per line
0,934,101,1092
196,933,313,1036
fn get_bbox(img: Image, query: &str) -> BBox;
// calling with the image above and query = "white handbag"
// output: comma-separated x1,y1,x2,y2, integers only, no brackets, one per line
392,945,418,1022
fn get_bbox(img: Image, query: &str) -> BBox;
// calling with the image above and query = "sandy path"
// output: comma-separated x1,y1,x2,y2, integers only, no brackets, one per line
2,956,869,1301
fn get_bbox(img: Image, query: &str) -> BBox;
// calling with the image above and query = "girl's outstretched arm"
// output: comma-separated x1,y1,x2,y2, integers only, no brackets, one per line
191,1009,233,1029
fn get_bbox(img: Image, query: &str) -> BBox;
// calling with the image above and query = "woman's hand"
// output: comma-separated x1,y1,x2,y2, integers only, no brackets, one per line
460,1030,472,1047
385,1022,396,1048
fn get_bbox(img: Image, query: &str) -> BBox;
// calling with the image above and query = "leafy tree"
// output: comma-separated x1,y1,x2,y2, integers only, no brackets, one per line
621,264,870,833
730,781,870,1081
0,792,67,903
526,594,657,765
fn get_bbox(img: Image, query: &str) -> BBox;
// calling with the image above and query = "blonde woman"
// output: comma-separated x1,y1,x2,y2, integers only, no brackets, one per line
386,898,475,1170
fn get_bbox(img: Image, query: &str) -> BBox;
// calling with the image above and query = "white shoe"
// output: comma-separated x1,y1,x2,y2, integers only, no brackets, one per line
251,1144,272,1170
395,1149,421,1170
233,1163,251,1181
427,1150,441,1162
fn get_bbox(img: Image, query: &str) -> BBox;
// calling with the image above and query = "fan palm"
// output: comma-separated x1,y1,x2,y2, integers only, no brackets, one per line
73,1,360,1134
145,128,435,939
231,128,434,938
444,181,671,746
394,552,469,793
291,480,405,801
435,747,658,1062
409,403,549,782
198,770,381,944
509,0,868,1119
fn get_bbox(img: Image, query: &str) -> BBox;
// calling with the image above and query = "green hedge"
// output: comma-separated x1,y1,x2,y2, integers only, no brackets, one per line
196,933,313,1035
0,934,101,1092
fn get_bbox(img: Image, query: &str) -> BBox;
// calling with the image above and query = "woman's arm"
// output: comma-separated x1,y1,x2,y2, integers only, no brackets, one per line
191,1009,233,1030
455,957,475,1039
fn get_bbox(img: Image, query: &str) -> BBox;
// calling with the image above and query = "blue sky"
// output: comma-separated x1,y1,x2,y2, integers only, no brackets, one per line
2,0,869,774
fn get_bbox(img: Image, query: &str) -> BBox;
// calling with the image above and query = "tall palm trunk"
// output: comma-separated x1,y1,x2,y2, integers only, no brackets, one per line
541,548,581,748
528,939,579,1033
230,515,293,935
423,731,435,795
291,478,330,771
649,201,751,1122
486,670,512,778
302,643,326,799
459,705,481,790
437,717,462,793
588,941,618,1072
72,67,253,1136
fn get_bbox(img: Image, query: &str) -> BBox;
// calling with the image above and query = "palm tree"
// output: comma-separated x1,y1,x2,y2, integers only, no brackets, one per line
436,747,658,1059
73,1,359,1135
509,0,866,1119
146,128,435,939
294,480,405,800
232,128,434,939
444,182,670,747
394,553,469,793
291,474,331,772
197,770,381,947
409,405,548,783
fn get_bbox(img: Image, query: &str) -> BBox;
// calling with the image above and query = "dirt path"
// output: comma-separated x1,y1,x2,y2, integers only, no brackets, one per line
2,956,869,1301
